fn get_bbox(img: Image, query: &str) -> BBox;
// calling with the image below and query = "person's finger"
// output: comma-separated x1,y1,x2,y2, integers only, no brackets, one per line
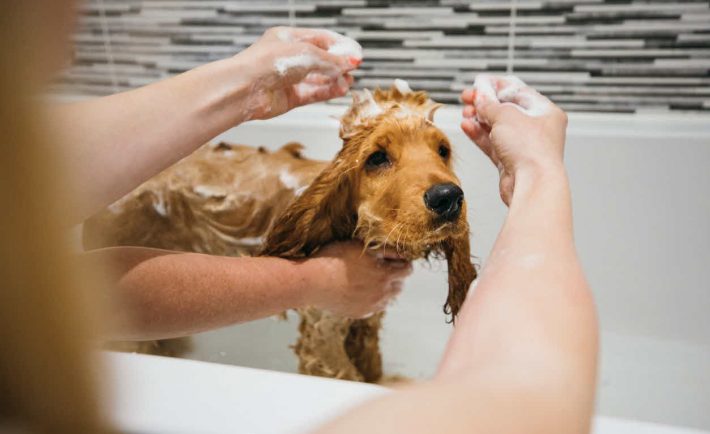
371,248,405,260
306,44,356,73
475,96,521,126
343,72,355,86
460,88,475,105
302,71,333,86
386,262,413,278
461,118,499,166
461,118,489,148
302,71,354,92
462,104,476,119
386,280,404,296
292,78,348,105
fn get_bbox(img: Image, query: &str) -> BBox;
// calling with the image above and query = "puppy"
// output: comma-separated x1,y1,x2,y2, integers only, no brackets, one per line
84,81,477,382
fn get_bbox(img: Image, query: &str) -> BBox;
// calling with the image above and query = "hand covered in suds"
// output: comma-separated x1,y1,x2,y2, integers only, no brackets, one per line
302,241,412,319
460,75,568,206
235,27,362,120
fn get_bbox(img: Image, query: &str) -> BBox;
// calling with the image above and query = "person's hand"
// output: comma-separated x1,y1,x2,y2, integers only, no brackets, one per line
460,74,568,205
301,241,412,318
234,27,362,121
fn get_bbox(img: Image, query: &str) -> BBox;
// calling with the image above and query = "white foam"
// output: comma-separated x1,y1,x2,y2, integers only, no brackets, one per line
472,74,551,118
234,236,264,246
496,76,551,117
276,28,362,61
511,93,551,117
393,78,412,94
274,53,321,76
294,81,321,100
357,89,384,118
279,169,301,191
276,28,292,42
193,185,227,199
473,74,497,105
294,185,308,197
316,29,363,60
152,192,167,217
496,75,525,101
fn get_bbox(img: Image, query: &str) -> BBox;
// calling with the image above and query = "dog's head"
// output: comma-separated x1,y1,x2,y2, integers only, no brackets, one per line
262,80,477,320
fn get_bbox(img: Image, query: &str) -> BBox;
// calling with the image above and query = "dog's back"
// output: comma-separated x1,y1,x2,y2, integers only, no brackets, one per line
83,142,327,257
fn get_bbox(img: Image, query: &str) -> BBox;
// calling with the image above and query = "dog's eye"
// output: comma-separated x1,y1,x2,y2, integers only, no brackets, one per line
366,150,390,168
438,145,450,159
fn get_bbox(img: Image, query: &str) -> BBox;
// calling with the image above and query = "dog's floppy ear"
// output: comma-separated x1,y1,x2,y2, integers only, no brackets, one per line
259,151,357,258
443,223,477,322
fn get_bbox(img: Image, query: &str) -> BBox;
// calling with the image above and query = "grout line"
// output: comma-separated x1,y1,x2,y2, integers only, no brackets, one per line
97,0,119,93
506,0,518,74
288,0,296,27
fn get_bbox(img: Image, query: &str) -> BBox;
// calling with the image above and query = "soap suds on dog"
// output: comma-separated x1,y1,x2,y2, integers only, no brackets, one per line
193,185,227,199
393,78,412,94
279,169,302,191
151,192,168,217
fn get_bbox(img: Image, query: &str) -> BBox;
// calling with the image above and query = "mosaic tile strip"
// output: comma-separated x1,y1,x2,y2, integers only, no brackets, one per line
58,0,710,113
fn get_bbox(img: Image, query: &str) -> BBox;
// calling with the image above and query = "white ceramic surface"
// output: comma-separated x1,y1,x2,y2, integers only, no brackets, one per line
105,352,709,434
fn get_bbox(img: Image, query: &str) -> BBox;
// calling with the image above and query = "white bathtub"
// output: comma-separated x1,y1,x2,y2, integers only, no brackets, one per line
105,352,709,434
155,103,710,431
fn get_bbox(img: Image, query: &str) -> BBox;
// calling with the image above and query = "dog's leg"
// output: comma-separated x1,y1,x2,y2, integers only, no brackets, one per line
344,314,384,383
294,307,364,381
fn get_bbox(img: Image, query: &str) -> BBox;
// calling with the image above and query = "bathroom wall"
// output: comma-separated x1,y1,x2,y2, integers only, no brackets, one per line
61,0,710,113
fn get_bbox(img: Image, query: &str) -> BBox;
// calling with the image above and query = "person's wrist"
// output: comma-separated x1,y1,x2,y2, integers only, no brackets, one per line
515,157,565,179
189,56,257,125
224,55,265,121
291,256,333,309
512,157,567,197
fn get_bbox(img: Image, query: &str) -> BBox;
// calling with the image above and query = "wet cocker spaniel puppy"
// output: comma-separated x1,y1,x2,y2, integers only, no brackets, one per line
84,81,477,382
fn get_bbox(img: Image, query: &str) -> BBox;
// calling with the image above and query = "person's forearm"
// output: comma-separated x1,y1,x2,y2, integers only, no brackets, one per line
84,247,314,340
54,57,252,222
435,163,597,433
439,164,596,376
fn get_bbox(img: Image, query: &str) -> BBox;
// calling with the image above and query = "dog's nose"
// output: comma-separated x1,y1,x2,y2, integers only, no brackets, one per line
423,183,464,221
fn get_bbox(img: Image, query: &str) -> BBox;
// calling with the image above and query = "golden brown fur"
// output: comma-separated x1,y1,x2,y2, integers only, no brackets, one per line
84,83,477,383
84,142,326,256
262,85,476,317
260,85,477,381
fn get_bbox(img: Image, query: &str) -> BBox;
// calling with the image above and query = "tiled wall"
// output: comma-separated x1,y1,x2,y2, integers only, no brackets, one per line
60,0,710,113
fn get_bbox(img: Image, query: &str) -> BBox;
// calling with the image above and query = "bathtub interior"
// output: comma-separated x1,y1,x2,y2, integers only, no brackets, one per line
139,103,709,430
